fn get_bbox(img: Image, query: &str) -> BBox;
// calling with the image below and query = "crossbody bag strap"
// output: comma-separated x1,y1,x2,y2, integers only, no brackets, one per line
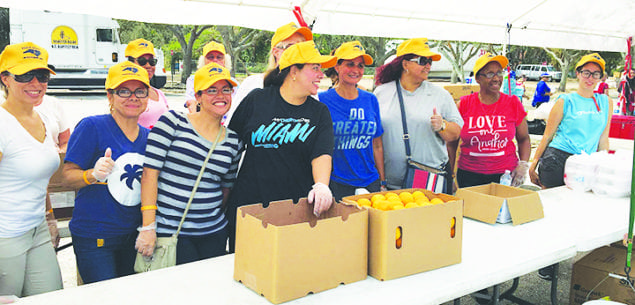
395,80,412,159
174,126,225,238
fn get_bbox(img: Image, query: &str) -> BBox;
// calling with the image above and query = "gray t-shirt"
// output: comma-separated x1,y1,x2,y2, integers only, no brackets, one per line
374,80,463,189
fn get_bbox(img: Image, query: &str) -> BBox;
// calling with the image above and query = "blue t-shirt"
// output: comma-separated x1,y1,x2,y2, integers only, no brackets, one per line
549,92,609,155
66,115,149,238
318,88,384,187
533,80,551,106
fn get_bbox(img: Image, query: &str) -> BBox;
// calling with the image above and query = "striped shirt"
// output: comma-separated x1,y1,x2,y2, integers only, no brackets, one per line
144,110,241,236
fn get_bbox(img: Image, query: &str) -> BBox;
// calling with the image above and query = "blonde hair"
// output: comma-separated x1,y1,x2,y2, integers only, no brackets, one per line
197,54,232,71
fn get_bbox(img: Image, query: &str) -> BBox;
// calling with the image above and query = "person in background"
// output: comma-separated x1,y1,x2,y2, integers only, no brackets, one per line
448,53,530,188
232,22,312,114
136,63,241,264
594,73,609,95
514,74,528,102
465,71,475,84
532,73,552,108
373,38,463,190
227,41,336,252
125,38,169,129
529,53,612,188
35,95,71,152
62,61,150,284
618,69,635,115
0,42,62,297
318,41,386,200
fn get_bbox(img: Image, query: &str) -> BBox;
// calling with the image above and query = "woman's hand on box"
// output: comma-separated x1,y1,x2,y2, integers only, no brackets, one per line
308,182,333,217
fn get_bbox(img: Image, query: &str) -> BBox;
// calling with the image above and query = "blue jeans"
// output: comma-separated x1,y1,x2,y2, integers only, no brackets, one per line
159,227,228,265
72,232,137,284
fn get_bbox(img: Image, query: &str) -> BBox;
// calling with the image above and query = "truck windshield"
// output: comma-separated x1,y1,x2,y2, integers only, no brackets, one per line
96,29,113,42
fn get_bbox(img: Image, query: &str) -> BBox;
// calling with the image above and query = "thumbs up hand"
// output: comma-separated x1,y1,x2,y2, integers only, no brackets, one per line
92,147,115,182
430,107,444,132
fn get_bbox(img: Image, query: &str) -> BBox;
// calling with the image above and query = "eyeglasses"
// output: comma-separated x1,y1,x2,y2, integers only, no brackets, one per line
408,57,433,66
275,42,297,50
206,53,225,61
130,57,157,66
579,70,602,80
202,87,233,96
343,61,365,69
109,88,149,98
10,70,50,83
477,71,505,79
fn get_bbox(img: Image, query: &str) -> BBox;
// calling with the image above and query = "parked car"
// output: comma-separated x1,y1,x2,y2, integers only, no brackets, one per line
516,64,562,82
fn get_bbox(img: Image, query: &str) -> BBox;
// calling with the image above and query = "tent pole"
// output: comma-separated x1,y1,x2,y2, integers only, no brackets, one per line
626,36,634,283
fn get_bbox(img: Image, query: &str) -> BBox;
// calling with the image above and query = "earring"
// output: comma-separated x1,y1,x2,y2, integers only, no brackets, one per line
405,69,409,74
292,76,297,81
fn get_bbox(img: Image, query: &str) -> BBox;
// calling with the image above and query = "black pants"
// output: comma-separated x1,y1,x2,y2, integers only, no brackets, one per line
456,169,504,188
537,146,573,188
329,179,381,202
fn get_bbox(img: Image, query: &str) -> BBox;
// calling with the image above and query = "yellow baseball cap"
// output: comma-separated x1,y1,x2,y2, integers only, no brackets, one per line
575,53,605,73
125,38,155,58
0,42,55,75
105,61,150,90
270,22,313,50
278,41,337,71
396,38,441,61
334,41,373,65
473,52,509,75
203,41,226,57
194,62,237,93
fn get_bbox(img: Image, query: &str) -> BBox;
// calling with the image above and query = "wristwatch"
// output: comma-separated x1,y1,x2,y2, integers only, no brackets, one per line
438,120,447,132
380,180,387,187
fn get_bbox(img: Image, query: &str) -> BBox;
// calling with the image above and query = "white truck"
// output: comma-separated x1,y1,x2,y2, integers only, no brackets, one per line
4,8,166,89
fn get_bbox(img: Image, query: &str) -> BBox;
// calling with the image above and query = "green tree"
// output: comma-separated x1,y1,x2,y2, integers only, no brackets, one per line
435,41,483,83
168,25,212,84
543,48,584,91
217,26,268,77
0,7,8,51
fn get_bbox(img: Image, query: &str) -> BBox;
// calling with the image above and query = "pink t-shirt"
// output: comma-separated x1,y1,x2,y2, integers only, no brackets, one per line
458,92,527,174
138,88,169,129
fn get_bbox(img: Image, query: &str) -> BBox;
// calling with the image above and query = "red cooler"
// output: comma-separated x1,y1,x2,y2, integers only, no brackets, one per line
609,115,635,139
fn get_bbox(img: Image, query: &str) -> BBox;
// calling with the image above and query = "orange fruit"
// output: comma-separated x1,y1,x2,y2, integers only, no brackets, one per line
405,202,419,209
395,227,401,240
357,198,371,207
399,192,414,204
387,196,402,204
371,194,386,204
430,198,444,205
385,192,399,199
418,201,433,207
376,200,392,211
391,204,405,210
412,190,426,200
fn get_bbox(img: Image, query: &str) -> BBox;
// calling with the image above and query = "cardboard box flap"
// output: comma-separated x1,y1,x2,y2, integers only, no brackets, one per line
507,193,544,226
456,184,504,224
238,199,363,228
456,183,543,225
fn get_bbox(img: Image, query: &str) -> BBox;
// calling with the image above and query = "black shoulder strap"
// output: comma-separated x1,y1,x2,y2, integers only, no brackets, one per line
395,80,412,159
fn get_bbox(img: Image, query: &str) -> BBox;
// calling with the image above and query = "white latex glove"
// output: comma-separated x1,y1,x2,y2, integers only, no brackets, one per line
135,222,157,257
511,160,529,187
307,182,333,217
430,107,444,132
92,147,115,181
47,218,60,248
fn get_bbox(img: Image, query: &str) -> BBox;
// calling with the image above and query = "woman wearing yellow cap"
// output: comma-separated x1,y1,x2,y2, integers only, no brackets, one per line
136,63,241,264
374,38,463,191
529,53,613,189
232,22,312,118
62,61,150,283
447,53,530,188
318,41,386,200
226,40,336,252
125,38,169,129
0,42,62,297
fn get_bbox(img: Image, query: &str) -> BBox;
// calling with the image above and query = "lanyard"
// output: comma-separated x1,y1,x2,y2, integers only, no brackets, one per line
592,96,600,112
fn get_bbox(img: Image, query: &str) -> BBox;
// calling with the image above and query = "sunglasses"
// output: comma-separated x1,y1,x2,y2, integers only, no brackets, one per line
201,87,233,96
108,88,149,98
408,57,433,66
10,70,50,83
478,71,505,79
130,57,158,66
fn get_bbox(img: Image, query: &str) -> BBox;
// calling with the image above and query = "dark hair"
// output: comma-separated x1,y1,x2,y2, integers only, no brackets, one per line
375,54,417,85
0,71,10,97
263,64,305,87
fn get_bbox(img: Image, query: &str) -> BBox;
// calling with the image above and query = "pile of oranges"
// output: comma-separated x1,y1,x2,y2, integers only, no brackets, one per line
355,191,446,211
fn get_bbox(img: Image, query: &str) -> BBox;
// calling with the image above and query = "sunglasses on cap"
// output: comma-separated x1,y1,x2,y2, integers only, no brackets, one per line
129,57,158,66
10,70,51,83
408,57,433,66
108,88,149,98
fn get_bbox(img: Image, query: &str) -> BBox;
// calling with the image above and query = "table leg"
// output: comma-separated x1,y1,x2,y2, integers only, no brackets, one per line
453,298,460,305
492,285,500,305
550,263,559,305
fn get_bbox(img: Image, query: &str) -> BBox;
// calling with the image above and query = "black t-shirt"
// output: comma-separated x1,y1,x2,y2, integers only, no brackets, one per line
228,86,334,207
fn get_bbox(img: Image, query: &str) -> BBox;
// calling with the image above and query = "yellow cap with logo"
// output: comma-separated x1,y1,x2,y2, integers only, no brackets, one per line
194,62,237,93
0,42,55,75
278,41,337,71
473,52,509,76
334,41,373,65
271,22,313,50
575,53,605,73
203,41,226,57
105,61,150,90
396,38,441,61
125,38,155,58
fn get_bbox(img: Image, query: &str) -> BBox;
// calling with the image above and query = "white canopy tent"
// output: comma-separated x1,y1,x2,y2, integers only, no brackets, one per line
0,0,634,52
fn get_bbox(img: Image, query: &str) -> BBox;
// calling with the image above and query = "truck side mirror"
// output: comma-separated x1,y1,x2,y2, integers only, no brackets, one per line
112,52,118,63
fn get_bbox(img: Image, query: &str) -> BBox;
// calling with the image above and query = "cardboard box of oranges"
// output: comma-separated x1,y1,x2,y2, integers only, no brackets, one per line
234,199,368,304
342,188,463,281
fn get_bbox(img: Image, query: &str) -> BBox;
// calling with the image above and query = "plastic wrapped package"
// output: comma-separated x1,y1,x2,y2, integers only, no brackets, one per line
591,150,633,197
564,151,596,192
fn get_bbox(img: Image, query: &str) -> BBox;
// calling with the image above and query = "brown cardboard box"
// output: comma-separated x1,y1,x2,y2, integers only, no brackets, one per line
233,199,368,304
342,189,462,281
455,183,543,226
570,246,635,305
443,84,480,102
48,153,74,193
